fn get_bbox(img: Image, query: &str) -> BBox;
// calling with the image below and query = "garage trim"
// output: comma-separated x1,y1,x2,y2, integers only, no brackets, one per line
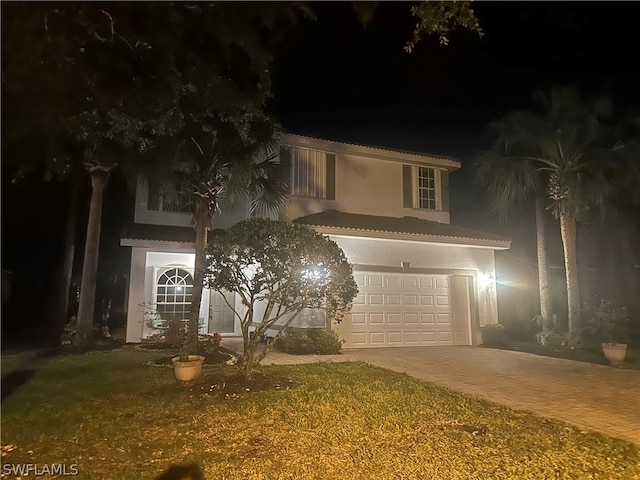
351,265,480,345
338,266,480,347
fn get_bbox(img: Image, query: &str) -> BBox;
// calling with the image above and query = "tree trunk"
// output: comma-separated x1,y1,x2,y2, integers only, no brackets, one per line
53,180,78,342
535,198,552,325
74,168,110,348
559,211,581,340
187,199,209,353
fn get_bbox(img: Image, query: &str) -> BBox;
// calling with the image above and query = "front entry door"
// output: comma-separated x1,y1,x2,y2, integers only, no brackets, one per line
209,290,236,334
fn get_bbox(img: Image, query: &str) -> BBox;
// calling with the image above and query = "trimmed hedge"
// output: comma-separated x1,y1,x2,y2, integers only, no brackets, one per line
275,328,343,355
481,323,506,347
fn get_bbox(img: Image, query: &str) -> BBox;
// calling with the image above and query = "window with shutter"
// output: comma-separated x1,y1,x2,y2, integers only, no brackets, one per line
289,147,336,200
402,165,445,211
146,180,195,214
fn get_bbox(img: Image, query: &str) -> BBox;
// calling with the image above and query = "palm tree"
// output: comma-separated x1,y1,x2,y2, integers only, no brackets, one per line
476,118,553,328
530,88,619,338
478,87,619,340
150,112,289,351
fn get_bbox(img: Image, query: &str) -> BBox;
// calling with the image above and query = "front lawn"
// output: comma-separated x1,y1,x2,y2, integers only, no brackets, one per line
1,347,638,479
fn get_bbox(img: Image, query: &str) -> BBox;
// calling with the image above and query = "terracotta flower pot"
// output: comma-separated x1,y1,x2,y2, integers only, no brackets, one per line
601,343,627,367
171,355,205,386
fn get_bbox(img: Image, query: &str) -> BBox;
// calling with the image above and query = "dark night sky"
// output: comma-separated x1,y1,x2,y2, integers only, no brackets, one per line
270,1,640,220
3,2,639,291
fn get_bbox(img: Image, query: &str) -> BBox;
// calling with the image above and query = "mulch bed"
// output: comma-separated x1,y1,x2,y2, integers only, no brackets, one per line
145,346,238,366
187,372,297,399
483,340,613,366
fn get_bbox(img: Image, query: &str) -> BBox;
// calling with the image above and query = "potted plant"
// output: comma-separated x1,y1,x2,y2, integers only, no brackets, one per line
170,321,205,386
582,298,630,367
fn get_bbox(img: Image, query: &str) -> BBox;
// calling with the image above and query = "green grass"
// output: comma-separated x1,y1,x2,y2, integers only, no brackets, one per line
2,347,639,479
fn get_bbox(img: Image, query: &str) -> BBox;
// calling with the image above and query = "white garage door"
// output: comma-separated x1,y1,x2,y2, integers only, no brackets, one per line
338,272,472,348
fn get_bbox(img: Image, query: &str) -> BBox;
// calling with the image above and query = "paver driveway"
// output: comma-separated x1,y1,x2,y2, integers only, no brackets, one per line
226,339,640,445
341,346,640,446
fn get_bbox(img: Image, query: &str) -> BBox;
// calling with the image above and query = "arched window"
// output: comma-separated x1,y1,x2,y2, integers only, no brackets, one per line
156,268,194,321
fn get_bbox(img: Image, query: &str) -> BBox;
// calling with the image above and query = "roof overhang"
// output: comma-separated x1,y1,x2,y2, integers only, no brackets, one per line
120,238,195,250
282,133,461,171
308,225,511,250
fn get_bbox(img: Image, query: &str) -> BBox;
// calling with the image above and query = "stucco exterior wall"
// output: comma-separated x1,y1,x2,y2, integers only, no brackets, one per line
125,234,500,343
133,179,249,228
125,246,210,343
281,152,451,224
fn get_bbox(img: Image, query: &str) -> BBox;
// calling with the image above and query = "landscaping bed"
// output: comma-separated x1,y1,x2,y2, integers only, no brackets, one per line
1,348,638,479
140,344,238,367
482,339,640,370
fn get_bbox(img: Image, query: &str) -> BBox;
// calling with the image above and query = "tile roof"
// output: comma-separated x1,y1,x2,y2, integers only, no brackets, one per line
284,133,459,164
121,212,511,248
292,210,511,244
120,223,224,244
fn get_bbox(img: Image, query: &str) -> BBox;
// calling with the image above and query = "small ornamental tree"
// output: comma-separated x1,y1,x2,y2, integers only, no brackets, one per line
205,218,358,379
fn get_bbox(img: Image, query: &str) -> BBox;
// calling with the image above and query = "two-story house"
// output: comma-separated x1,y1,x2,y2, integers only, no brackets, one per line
121,133,511,347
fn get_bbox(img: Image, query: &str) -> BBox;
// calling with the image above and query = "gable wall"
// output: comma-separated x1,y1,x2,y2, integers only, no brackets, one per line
281,151,451,223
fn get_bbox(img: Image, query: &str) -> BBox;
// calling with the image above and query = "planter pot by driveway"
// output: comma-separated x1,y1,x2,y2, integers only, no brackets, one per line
171,355,205,386
602,343,627,367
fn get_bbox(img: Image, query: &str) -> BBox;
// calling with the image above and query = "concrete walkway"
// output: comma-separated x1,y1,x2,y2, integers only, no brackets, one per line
223,339,640,445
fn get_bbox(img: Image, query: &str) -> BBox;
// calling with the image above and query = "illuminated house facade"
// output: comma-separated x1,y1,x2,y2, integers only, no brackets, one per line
121,133,510,347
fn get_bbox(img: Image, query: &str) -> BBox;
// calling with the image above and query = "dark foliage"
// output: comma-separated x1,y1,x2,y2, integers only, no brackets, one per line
275,328,343,355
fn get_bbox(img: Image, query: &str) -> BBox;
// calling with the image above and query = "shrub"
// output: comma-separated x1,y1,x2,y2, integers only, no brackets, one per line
275,328,343,355
532,314,567,346
535,331,568,347
481,323,506,347
205,218,357,378
198,332,222,355
581,298,630,351
143,316,186,347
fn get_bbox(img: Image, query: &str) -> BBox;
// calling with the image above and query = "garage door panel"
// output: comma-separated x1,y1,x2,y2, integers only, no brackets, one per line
353,294,366,305
451,313,467,326
452,331,468,342
387,332,403,343
386,276,402,287
388,313,402,324
351,332,367,345
436,295,450,306
422,331,437,343
421,313,435,324
403,294,418,305
386,294,401,305
369,331,385,344
437,331,452,342
420,295,434,306
402,276,419,288
368,294,383,305
404,313,419,324
341,272,471,348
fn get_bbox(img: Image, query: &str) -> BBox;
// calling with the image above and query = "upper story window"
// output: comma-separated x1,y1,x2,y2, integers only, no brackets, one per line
416,167,437,210
148,180,195,214
161,189,195,214
291,148,327,198
282,147,336,200
403,165,448,211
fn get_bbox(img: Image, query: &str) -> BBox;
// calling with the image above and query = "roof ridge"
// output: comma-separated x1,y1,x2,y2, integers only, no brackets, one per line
283,132,459,163
293,211,511,243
